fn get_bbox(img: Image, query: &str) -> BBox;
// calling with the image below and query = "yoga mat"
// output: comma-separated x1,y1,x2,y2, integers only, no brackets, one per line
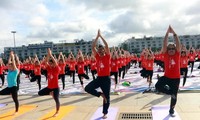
39,106,75,120
0,104,7,108
90,107,118,120
152,105,181,120
0,104,37,120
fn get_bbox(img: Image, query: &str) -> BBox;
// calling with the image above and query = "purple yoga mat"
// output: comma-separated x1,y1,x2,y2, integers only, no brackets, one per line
90,107,118,120
152,105,181,120
0,104,7,108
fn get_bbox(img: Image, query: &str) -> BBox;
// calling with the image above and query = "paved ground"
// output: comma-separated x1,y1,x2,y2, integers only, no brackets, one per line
0,63,200,120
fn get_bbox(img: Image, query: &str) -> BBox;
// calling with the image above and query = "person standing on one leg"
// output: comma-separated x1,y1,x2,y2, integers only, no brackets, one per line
38,48,60,117
0,58,5,87
0,51,19,115
85,29,111,119
180,45,189,87
30,55,42,90
58,52,67,90
155,25,181,117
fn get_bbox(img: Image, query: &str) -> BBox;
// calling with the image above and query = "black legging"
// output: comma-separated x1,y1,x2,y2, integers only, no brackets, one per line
17,74,20,91
91,70,97,80
110,72,118,84
0,86,19,112
84,66,89,75
59,74,65,89
155,76,180,110
180,68,188,86
78,74,89,85
0,74,5,86
70,71,75,84
85,76,111,114
118,68,122,78
38,87,60,112
30,75,41,90
188,61,194,74
122,66,126,79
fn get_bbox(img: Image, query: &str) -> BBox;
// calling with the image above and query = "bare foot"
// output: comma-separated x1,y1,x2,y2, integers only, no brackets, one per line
13,112,18,116
102,114,107,119
100,93,107,103
53,111,59,117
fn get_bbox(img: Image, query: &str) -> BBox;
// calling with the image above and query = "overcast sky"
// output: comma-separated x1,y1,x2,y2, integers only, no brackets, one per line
0,0,200,53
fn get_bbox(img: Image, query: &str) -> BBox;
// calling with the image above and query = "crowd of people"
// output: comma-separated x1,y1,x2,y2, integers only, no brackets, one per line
1,26,200,118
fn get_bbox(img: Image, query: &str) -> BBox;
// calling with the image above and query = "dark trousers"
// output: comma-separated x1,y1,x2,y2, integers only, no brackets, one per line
78,74,89,85
70,71,75,84
122,66,126,79
59,74,65,89
30,75,41,90
180,68,188,86
0,74,5,86
38,87,60,111
155,76,180,109
0,86,19,112
85,76,111,114
188,61,194,73
91,70,97,80
110,72,118,84
118,68,122,78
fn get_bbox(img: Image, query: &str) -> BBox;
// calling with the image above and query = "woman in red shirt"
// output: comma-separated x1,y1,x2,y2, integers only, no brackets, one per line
180,49,188,86
77,50,89,89
38,48,60,117
30,55,41,90
0,58,5,87
188,47,196,75
68,52,76,84
110,48,119,90
145,50,154,89
58,52,67,90
90,54,97,80
155,26,181,117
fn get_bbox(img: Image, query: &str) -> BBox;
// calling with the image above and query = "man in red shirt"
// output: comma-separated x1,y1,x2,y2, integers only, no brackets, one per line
155,26,181,117
38,48,60,117
85,29,111,119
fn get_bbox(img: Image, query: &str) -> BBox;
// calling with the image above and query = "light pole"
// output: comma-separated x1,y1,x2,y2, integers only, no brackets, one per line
11,31,16,48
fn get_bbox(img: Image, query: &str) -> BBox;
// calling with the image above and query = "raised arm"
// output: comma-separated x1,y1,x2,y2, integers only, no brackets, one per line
99,30,110,55
162,26,170,53
92,30,100,56
170,26,180,52
10,51,17,70
46,48,58,66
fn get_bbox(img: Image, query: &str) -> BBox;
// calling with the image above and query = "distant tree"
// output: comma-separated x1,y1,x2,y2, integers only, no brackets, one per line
120,43,129,51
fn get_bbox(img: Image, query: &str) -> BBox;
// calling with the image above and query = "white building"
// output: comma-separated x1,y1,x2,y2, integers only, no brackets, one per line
125,34,200,53
3,40,92,60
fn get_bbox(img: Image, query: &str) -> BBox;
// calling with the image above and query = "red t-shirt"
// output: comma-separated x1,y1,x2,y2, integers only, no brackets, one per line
77,61,85,74
111,59,118,72
95,53,111,76
146,59,154,70
46,65,60,89
164,52,180,79
69,61,76,71
180,56,188,68
34,65,41,75
117,58,122,68
188,53,196,62
58,63,66,74
90,60,97,70
0,65,5,74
